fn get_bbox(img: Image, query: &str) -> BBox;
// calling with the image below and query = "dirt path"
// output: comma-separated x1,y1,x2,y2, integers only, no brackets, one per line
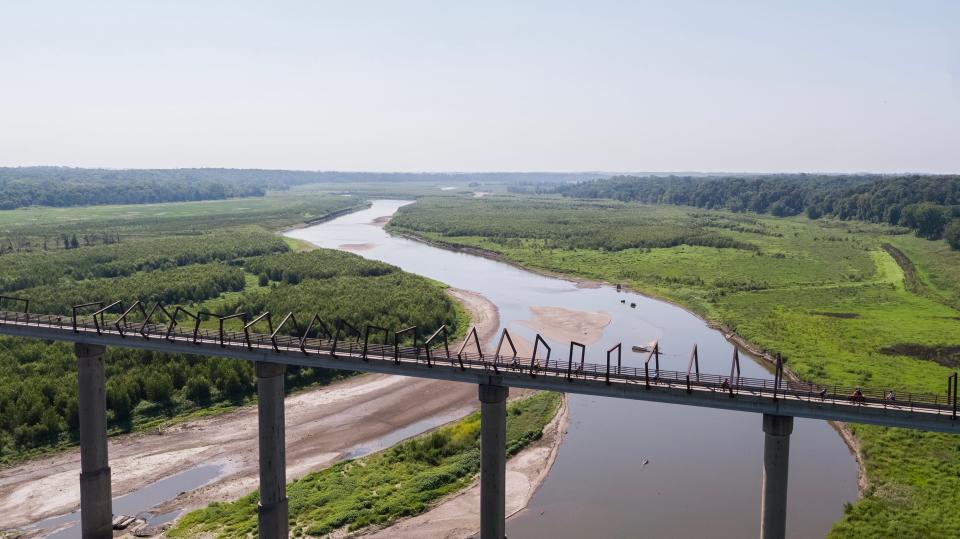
0,287,500,534
360,394,569,539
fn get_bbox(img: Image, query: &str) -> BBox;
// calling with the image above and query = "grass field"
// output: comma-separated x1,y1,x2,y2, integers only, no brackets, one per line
0,190,366,245
389,195,960,538
169,391,562,538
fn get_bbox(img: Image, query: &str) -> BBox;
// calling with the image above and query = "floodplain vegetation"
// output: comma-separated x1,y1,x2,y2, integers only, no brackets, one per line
0,194,465,465
0,189,366,255
169,391,561,538
389,195,960,538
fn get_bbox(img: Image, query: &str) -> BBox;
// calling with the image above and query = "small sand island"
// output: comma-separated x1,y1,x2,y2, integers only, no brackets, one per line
518,306,612,346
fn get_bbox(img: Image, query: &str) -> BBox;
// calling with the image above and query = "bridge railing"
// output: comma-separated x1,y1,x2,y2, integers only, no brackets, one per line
0,308,952,417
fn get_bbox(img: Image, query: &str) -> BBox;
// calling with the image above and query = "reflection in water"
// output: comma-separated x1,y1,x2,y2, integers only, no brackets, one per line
34,464,222,538
287,199,858,538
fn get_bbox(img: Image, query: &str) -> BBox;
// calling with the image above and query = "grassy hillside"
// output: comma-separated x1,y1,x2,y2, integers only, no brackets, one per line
389,195,960,538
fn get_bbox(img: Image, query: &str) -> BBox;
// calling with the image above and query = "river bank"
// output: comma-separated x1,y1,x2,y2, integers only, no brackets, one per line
283,199,858,538
390,225,868,498
0,286,504,536
360,394,569,539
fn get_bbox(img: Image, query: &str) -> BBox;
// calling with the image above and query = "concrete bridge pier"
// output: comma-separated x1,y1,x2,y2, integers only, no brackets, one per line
760,413,794,539
256,362,288,539
479,382,509,539
76,343,113,539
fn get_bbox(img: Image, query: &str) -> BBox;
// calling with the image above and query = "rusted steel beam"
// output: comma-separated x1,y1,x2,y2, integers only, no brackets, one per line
567,341,585,381
606,343,621,386
115,301,147,337
531,334,551,377
457,326,483,371
362,324,390,361
0,296,29,321
394,326,419,365
424,325,450,368
493,329,517,373
243,312,273,350
271,312,299,352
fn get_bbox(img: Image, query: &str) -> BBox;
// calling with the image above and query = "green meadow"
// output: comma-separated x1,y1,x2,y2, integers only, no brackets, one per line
389,195,960,537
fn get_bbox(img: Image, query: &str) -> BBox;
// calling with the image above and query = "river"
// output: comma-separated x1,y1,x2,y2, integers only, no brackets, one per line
286,199,858,538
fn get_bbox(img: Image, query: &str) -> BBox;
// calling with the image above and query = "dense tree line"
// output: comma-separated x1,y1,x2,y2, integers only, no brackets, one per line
19,262,247,314
0,338,346,457
550,175,960,247
0,228,286,293
0,167,596,210
245,250,395,285
0,243,462,461
0,168,269,209
239,273,461,341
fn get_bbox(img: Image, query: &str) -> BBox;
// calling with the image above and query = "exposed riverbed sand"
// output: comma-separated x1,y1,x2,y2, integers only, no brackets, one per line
0,288,501,535
517,306,612,346
360,394,569,539
370,215,391,227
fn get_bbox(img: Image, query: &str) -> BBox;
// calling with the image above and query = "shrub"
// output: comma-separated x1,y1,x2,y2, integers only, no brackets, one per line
945,219,960,250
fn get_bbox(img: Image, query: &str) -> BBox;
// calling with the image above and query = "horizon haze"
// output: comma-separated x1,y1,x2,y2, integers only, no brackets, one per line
1,1,957,173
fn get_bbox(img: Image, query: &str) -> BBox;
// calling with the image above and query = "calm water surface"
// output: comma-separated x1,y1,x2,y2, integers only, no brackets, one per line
287,199,858,538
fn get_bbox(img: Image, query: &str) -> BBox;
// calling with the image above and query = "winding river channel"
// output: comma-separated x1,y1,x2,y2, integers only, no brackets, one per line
287,199,858,538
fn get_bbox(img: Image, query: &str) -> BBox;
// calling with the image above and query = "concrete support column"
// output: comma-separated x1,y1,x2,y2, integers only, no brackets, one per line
76,343,112,539
479,382,508,539
256,362,288,539
760,414,794,539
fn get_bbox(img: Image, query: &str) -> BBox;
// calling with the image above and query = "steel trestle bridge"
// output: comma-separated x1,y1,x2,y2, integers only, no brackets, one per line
1,298,958,539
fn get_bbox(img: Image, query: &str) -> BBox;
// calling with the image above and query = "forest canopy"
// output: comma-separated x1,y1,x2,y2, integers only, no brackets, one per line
0,167,596,209
546,174,960,246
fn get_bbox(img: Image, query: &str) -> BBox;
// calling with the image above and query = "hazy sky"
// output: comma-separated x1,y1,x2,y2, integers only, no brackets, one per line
1,1,957,172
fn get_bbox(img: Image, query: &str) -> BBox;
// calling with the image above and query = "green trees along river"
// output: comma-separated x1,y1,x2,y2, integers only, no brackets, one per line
0,193,464,464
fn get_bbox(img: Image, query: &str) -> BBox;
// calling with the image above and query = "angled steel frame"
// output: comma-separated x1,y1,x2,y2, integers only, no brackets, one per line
686,344,700,393
567,341,586,381
140,303,173,340
215,312,247,348
12,297,960,433
394,326,419,365
728,347,742,397
644,340,660,389
332,319,361,358
950,372,958,420
271,312,300,352
165,306,202,343
72,302,105,333
115,301,148,337
0,296,29,321
243,312,273,350
299,314,333,355
530,334,551,377
90,301,124,335
456,326,483,371
424,325,450,368
606,343,621,385
773,353,784,401
493,328,517,373
362,324,390,361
